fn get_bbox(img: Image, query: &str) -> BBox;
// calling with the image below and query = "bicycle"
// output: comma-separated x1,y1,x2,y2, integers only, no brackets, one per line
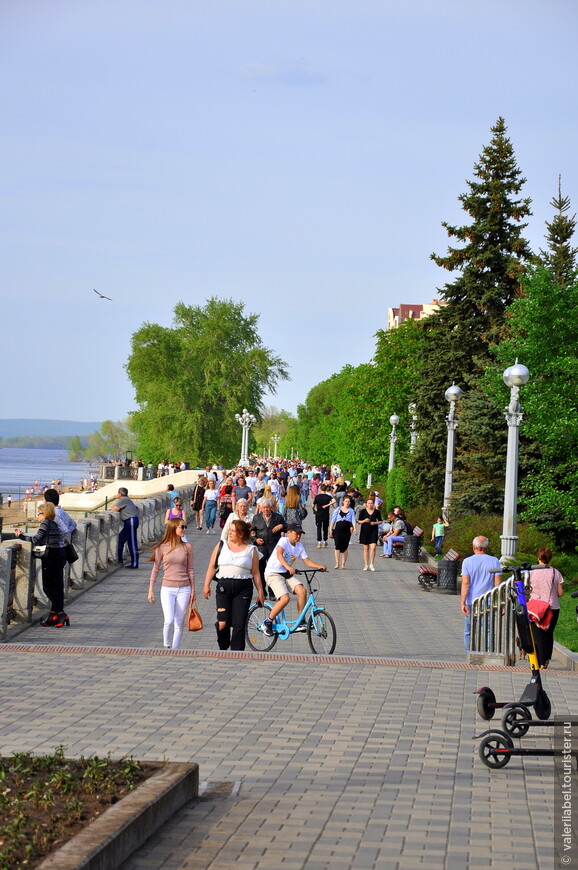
245,568,337,655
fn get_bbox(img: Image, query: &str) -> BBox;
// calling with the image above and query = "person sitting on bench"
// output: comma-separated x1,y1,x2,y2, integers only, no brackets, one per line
382,511,406,557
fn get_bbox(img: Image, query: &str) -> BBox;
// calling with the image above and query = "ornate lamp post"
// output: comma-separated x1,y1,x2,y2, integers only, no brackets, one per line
388,414,399,472
271,434,280,459
501,361,530,560
409,403,418,452
443,383,463,519
235,409,256,466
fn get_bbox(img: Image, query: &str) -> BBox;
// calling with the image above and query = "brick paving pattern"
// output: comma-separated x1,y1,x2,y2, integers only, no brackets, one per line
0,516,575,869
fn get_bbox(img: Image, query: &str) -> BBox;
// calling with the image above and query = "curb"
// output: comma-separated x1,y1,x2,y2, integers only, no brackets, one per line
38,761,199,870
553,640,578,672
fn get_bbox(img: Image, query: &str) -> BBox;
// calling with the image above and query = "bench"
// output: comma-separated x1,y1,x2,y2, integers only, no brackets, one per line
418,549,460,590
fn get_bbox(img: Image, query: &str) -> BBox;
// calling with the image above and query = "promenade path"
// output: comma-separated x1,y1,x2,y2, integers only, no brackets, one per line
1,518,576,869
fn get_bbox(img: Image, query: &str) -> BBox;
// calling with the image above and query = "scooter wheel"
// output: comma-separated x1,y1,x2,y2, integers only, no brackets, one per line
478,731,514,769
534,691,551,721
476,687,496,721
501,704,531,737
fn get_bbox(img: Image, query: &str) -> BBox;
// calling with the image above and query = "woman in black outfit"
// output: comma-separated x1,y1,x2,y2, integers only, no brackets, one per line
15,501,68,626
329,495,356,569
357,496,382,572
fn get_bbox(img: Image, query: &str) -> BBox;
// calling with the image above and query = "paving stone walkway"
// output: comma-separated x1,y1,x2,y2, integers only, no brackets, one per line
0,518,576,869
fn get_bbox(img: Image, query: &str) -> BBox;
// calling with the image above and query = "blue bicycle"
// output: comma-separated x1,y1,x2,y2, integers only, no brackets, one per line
245,568,337,655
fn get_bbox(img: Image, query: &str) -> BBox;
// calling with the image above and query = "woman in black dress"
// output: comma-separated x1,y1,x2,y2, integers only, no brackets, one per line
190,477,206,530
329,496,356,569
357,496,382,572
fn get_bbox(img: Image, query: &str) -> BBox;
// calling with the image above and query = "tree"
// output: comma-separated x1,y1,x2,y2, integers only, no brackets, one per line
85,419,137,461
252,406,294,457
538,175,578,286
66,435,85,462
126,298,288,466
409,117,533,509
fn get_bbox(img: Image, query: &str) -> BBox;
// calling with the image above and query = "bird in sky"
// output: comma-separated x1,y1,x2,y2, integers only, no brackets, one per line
93,288,112,300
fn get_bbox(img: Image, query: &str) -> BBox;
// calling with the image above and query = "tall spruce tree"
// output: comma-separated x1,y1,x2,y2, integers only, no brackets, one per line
409,117,532,511
538,175,578,286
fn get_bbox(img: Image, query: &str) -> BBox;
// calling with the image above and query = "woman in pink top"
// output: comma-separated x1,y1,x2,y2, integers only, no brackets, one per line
529,546,564,669
148,518,196,649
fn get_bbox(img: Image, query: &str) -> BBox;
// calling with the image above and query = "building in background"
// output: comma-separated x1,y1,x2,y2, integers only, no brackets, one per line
387,298,445,330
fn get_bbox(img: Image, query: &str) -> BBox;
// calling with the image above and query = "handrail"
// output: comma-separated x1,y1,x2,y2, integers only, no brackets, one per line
469,575,519,665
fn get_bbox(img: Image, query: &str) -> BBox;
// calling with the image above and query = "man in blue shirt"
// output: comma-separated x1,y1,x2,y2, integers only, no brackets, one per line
460,536,502,651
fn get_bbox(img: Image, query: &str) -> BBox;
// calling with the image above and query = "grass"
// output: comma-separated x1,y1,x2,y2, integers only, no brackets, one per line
0,746,162,869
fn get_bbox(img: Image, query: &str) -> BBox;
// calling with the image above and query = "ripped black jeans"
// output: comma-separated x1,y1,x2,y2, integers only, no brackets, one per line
214,577,253,651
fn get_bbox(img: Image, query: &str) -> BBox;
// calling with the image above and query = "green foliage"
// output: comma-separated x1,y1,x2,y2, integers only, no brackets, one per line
385,465,412,512
538,175,578,286
409,117,532,506
85,419,137,462
126,297,288,465
492,265,578,549
252,406,295,457
66,434,84,461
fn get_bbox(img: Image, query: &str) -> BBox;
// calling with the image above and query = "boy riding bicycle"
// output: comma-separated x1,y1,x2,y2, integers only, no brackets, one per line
262,523,327,637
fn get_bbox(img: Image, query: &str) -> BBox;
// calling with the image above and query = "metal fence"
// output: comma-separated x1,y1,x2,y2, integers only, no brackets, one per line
469,574,520,665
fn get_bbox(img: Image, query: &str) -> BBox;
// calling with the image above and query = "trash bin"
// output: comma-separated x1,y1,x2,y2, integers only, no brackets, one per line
437,560,458,594
402,535,422,563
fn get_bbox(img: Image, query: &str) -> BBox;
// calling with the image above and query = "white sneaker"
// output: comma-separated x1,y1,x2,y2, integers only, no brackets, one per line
206,530,210,535
369,564,375,572
363,566,369,571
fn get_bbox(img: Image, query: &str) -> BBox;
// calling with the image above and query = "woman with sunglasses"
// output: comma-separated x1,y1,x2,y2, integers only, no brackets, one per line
148,517,196,649
164,498,188,541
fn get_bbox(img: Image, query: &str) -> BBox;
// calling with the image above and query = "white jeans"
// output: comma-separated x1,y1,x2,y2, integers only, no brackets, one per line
160,586,191,649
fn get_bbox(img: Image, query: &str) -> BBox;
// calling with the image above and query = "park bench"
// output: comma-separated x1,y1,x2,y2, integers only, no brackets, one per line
418,548,460,590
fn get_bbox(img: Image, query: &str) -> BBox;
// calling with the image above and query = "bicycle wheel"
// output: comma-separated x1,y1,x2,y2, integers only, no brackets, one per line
307,609,337,655
245,602,278,652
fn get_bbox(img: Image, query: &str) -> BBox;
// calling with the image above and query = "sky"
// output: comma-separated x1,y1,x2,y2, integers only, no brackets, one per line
2,0,577,423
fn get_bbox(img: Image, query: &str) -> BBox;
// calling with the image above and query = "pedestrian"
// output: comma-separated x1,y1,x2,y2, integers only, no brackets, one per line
202,479,218,534
203,519,263,651
358,496,382,571
313,483,334,548
460,536,502,651
43,488,76,542
14,502,68,626
431,515,449,556
190,477,206,530
528,548,564,669
7,494,12,509
166,483,180,506
111,487,140,568
250,498,286,599
329,495,356,569
148,518,195,649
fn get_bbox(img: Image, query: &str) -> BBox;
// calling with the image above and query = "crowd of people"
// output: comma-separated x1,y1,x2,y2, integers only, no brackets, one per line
19,455,566,671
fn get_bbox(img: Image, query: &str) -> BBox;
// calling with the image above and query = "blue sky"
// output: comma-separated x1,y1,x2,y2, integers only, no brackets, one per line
2,0,576,422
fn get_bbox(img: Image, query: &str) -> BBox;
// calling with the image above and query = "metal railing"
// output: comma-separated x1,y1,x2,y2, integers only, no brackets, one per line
469,575,520,665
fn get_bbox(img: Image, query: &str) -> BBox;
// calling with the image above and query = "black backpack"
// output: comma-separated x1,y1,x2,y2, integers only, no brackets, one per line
403,519,414,535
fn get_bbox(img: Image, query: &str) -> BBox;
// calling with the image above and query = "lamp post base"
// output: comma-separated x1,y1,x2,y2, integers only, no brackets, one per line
500,534,519,560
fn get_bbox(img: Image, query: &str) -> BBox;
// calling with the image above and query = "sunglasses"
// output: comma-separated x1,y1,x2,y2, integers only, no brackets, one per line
179,525,187,529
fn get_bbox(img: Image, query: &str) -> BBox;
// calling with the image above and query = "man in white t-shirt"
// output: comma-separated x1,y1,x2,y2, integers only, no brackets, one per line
262,524,326,636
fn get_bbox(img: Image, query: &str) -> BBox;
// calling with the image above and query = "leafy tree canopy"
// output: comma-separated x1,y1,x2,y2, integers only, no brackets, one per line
126,297,288,466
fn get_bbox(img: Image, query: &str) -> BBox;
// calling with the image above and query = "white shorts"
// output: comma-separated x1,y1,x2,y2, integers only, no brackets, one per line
265,572,304,599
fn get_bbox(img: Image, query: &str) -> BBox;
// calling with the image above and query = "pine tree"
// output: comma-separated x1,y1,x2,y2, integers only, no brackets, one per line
409,117,533,510
538,175,578,286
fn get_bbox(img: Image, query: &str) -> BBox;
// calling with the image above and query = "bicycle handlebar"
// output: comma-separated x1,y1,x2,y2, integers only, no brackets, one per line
488,564,548,574
294,567,327,575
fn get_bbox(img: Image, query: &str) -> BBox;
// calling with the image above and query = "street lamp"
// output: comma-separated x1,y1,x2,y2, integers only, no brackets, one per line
235,409,256,466
443,383,463,519
409,403,418,452
388,414,399,472
271,434,280,459
501,361,530,560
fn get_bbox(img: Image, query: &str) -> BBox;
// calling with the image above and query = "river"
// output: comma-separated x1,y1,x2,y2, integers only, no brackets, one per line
0,447,94,501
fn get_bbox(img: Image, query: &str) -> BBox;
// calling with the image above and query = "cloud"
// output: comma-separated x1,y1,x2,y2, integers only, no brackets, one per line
239,59,325,86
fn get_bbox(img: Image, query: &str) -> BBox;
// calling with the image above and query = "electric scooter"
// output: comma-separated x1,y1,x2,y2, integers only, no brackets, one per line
476,586,578,769
475,563,552,722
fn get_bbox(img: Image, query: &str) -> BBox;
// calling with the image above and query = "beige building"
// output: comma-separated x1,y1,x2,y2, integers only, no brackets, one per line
387,298,445,330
